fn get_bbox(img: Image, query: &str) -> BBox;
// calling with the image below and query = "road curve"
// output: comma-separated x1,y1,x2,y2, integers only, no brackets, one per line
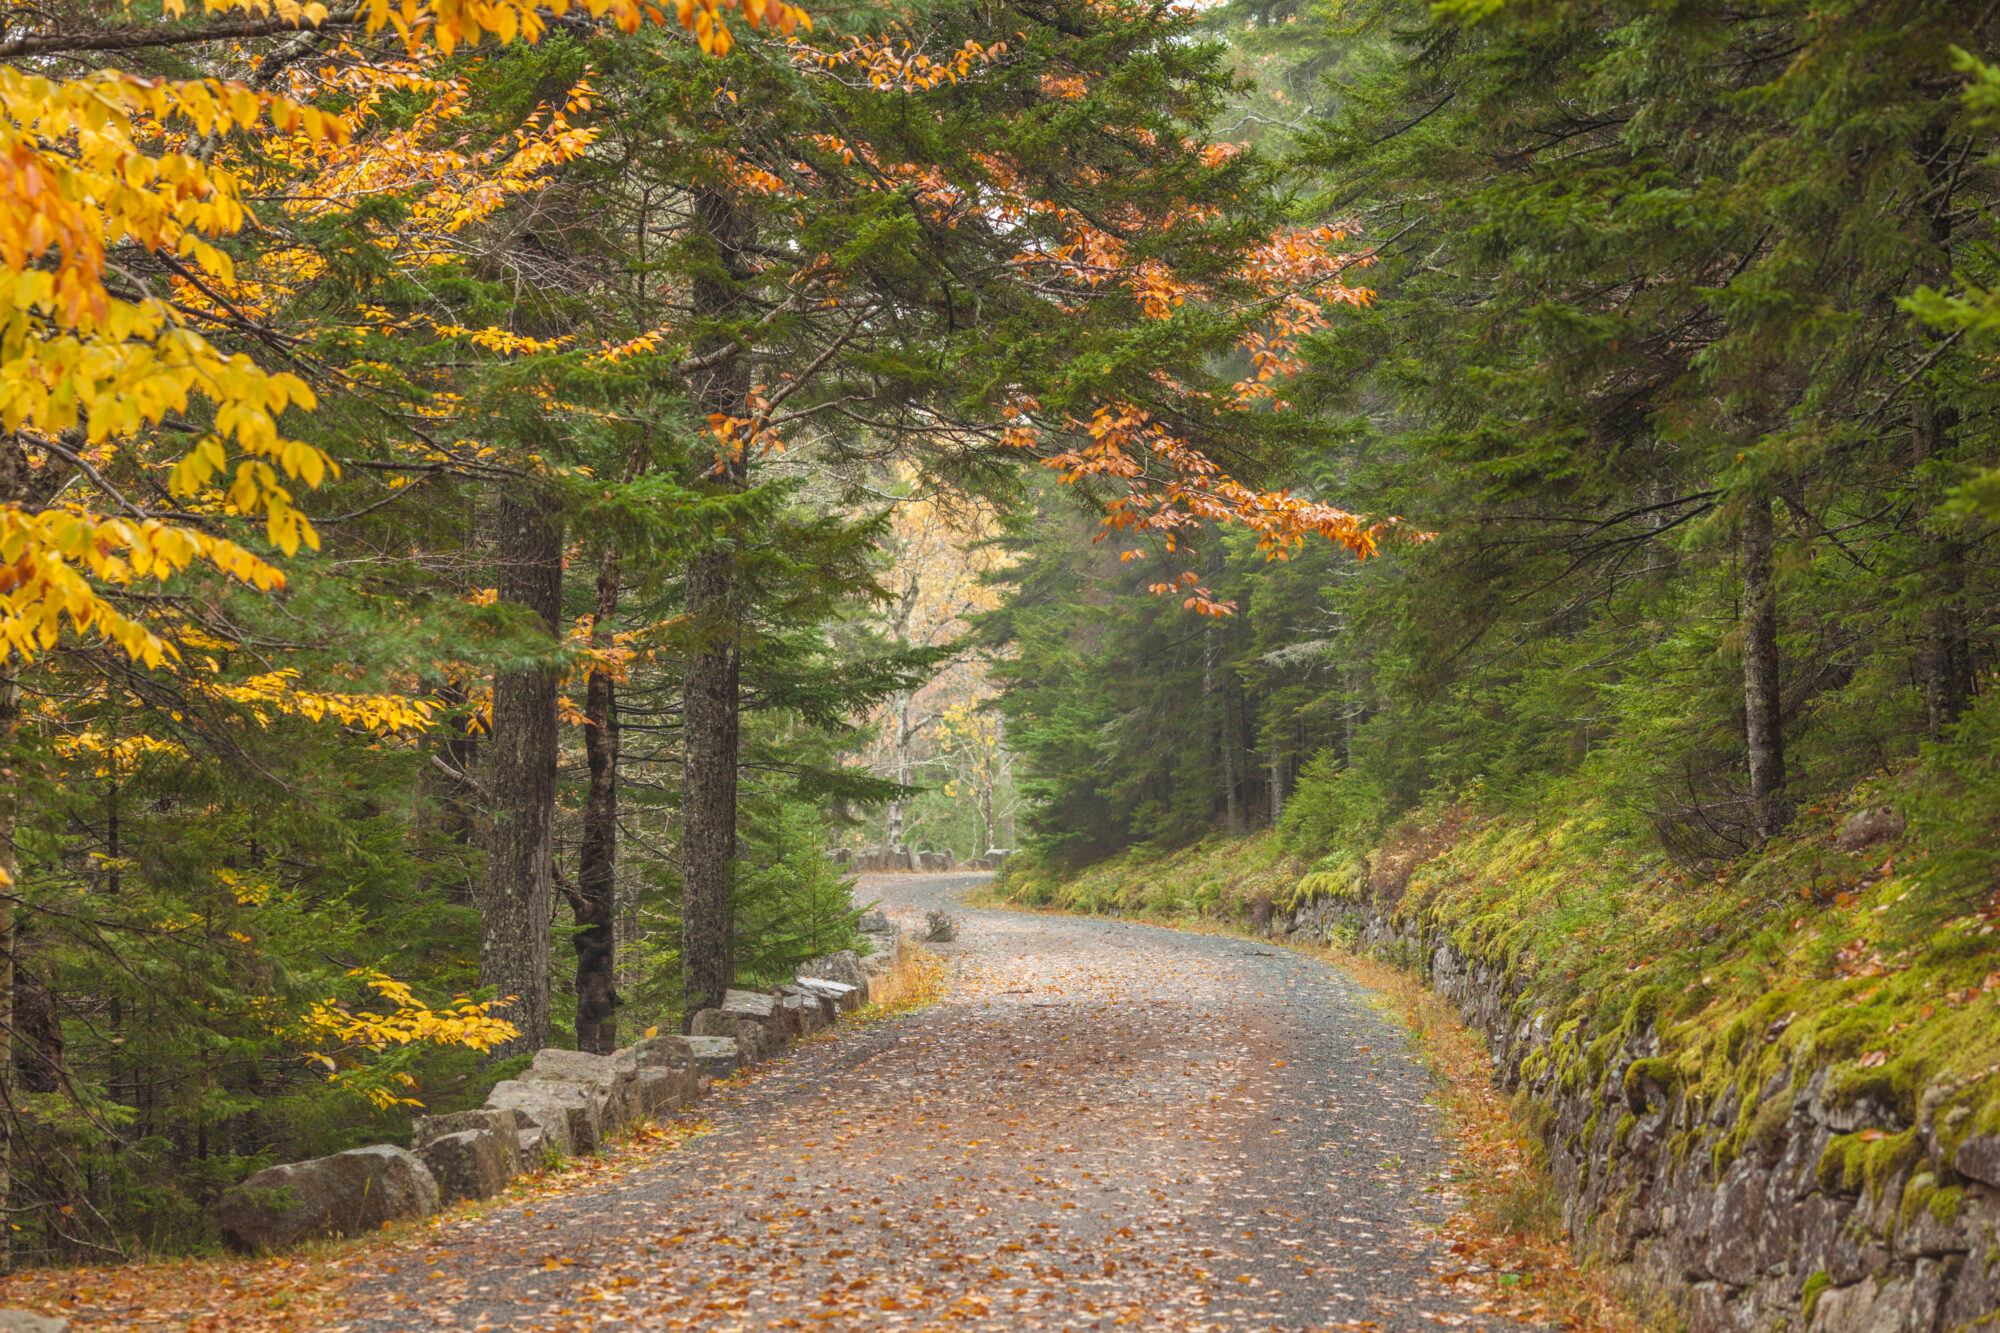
335,873,1493,1331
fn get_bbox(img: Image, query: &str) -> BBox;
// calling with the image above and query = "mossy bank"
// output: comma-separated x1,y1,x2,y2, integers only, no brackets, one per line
992,780,2000,1331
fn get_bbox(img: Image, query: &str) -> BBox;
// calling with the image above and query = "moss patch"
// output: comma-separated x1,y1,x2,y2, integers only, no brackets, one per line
1801,1270,1831,1323
1818,1128,1922,1199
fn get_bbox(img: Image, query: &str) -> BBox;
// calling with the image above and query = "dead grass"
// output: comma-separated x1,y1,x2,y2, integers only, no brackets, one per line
854,940,949,1017
1322,946,1648,1332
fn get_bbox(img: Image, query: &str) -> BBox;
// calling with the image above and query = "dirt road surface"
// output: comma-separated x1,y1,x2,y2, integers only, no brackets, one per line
333,873,1497,1331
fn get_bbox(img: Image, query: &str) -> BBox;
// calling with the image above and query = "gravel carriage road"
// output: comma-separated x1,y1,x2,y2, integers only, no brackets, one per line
334,872,1502,1333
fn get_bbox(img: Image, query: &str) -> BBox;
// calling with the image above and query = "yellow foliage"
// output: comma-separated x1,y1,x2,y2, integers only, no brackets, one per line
1,68,341,663
52,730,190,774
215,868,274,906
0,507,288,667
295,968,520,1109
202,669,436,732
1,0,807,672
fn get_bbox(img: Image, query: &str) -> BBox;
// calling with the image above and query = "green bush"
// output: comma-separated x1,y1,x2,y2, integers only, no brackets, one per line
1280,752,1392,860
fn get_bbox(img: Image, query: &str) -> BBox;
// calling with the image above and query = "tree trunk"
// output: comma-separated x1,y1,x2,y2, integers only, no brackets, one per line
680,186,756,1023
1914,122,1974,740
1269,751,1285,828
478,489,563,1055
1916,400,1971,740
886,691,912,856
1918,541,1971,739
573,553,622,1054
425,679,481,905
1740,492,1790,840
0,665,17,1277
0,434,31,1273
1342,664,1357,768
13,964,61,1095
1220,670,1243,835
681,544,741,1019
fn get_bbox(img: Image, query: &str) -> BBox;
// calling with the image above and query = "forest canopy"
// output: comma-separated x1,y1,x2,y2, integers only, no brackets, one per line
991,0,2000,879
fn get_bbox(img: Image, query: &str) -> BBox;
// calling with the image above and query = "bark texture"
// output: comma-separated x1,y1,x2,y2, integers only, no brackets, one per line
12,964,62,1095
681,543,741,1020
478,489,563,1056
0,433,30,1273
680,187,755,1023
1739,492,1790,840
1915,127,1976,740
572,553,622,1055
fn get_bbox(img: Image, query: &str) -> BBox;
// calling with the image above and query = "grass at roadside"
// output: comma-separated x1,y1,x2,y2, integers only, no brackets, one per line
1331,945,1652,1331
854,939,950,1018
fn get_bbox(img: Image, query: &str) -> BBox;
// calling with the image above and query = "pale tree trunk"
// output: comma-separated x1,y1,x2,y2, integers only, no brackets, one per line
885,691,913,858
571,551,621,1054
681,186,755,1022
478,489,563,1055
1269,753,1284,828
1740,492,1790,840
881,568,921,862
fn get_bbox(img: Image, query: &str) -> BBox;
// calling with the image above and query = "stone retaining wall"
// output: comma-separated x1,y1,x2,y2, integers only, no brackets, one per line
218,948,891,1254
1276,891,2000,1333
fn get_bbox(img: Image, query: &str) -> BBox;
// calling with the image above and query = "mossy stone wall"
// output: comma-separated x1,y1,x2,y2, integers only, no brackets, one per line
1279,891,2000,1332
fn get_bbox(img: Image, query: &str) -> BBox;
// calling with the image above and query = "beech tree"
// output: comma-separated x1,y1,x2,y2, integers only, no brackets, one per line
0,0,803,1253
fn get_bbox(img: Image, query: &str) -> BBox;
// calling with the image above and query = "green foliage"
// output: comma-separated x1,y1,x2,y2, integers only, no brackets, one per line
731,802,868,989
991,0,2000,889
1280,752,1391,861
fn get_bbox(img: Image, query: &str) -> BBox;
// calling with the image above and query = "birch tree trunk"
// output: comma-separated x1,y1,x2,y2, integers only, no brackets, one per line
886,691,912,858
